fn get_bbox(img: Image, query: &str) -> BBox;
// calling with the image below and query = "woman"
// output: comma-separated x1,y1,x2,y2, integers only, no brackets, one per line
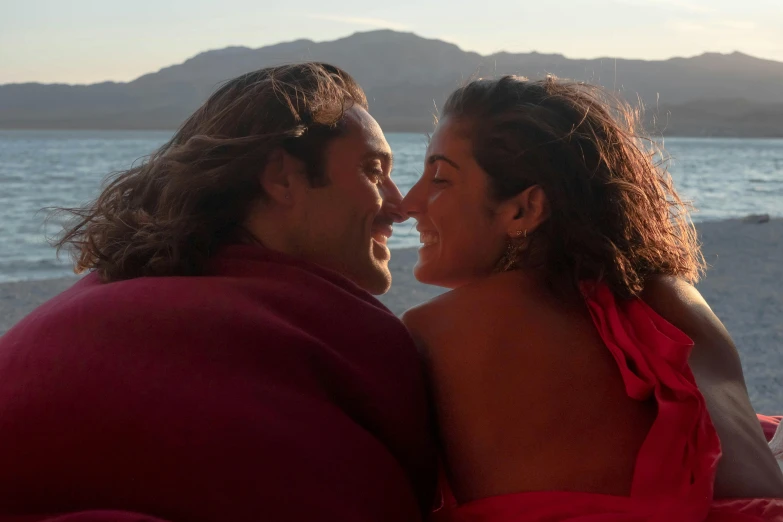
400,76,783,520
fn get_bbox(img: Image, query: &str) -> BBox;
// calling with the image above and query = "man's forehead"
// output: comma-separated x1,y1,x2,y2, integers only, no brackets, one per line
343,106,391,156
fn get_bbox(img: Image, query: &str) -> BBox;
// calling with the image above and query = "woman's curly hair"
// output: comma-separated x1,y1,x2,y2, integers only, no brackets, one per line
442,75,704,298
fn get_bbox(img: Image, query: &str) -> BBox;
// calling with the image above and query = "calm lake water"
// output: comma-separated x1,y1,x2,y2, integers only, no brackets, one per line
1,129,782,282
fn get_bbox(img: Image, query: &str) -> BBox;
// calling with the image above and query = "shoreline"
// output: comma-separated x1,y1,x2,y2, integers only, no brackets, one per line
1,218,781,411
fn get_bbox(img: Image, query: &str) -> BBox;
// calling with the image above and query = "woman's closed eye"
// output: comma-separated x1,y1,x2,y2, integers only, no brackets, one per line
431,170,450,185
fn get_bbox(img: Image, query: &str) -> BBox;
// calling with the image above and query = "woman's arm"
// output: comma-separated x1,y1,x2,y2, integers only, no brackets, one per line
642,276,783,498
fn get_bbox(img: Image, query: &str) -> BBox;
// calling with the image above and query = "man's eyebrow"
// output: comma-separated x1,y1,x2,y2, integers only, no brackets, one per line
427,154,460,170
363,150,394,169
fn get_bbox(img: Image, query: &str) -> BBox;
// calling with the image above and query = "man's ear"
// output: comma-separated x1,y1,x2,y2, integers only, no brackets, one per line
500,185,550,238
260,149,306,205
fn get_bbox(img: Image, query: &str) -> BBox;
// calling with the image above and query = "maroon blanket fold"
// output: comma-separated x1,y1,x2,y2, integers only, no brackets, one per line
0,244,437,522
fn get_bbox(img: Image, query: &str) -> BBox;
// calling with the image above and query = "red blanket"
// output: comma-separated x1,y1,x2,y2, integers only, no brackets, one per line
0,245,437,522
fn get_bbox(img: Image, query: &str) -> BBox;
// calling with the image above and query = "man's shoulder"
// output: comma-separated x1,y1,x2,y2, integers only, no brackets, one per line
4,267,409,361
209,244,392,312
0,263,416,400
37,263,390,321
25,273,250,322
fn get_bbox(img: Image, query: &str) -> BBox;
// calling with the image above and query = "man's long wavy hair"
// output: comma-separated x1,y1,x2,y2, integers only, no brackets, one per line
54,62,367,282
442,75,705,298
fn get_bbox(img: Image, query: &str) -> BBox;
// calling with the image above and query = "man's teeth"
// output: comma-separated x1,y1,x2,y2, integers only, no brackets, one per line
371,228,391,244
420,232,439,246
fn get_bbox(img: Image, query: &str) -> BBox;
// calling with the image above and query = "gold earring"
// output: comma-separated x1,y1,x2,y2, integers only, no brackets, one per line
498,235,527,272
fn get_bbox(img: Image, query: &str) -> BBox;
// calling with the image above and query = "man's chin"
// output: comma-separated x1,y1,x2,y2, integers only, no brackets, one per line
367,270,392,296
356,262,392,295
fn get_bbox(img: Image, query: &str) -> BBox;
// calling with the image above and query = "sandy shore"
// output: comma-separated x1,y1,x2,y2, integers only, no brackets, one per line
1,218,781,411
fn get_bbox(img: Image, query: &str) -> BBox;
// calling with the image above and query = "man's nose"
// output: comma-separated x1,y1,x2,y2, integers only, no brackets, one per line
381,179,406,223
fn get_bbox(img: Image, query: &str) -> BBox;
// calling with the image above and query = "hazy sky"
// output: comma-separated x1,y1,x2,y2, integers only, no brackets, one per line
2,0,782,84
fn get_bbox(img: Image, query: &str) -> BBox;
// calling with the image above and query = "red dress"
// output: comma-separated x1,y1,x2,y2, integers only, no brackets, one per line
436,282,783,521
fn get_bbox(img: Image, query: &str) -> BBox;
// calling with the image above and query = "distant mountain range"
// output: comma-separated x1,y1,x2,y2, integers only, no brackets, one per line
2,30,783,137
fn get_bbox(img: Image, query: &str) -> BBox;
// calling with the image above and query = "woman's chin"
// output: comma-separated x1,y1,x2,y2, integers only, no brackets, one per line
411,260,430,284
412,259,449,288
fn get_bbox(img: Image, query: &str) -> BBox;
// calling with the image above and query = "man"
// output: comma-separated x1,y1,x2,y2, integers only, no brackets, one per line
0,63,437,522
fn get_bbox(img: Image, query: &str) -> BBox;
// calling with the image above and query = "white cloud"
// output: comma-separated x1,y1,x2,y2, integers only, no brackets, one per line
715,20,757,30
305,14,410,31
666,17,758,34
665,19,708,32
614,0,713,14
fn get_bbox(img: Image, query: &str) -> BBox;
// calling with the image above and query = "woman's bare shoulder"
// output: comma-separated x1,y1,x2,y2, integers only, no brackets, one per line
641,275,741,377
642,275,783,497
403,273,530,335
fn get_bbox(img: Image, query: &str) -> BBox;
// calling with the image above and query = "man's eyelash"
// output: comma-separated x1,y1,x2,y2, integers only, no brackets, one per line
367,168,386,182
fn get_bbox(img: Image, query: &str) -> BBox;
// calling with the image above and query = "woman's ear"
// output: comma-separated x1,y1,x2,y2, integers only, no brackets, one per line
502,185,550,238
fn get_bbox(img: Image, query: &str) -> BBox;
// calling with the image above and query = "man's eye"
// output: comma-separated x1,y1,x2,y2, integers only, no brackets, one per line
367,168,385,183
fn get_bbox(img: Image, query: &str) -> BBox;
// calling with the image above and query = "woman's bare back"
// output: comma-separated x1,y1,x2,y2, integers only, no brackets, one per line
404,272,783,504
403,271,656,503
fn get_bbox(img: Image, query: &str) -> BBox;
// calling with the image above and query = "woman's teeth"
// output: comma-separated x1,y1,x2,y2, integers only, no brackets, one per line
419,232,439,246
